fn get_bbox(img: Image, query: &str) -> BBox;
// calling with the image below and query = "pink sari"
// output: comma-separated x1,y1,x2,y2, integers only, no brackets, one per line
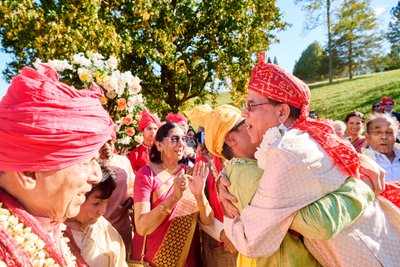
133,165,200,267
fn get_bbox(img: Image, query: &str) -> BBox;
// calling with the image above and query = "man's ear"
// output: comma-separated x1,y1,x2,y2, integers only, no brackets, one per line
276,104,291,124
16,171,37,190
224,132,238,147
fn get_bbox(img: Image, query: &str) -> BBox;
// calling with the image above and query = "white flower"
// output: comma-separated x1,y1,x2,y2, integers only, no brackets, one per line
115,123,122,132
92,52,104,60
33,58,43,70
117,136,132,145
131,94,143,106
107,56,118,69
72,53,91,67
46,59,73,72
128,76,142,94
254,127,283,170
92,58,105,69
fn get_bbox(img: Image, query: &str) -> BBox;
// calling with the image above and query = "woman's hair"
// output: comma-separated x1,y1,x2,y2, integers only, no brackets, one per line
149,122,180,163
86,161,117,200
344,111,365,123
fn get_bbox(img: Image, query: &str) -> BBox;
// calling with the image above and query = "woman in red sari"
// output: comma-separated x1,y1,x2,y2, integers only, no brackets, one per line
133,122,213,266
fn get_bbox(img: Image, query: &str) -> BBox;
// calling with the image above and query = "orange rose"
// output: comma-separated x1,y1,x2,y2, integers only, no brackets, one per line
122,114,133,125
125,127,135,137
117,98,127,111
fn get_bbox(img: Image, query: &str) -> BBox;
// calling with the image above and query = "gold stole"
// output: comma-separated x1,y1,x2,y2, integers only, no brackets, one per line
151,169,199,266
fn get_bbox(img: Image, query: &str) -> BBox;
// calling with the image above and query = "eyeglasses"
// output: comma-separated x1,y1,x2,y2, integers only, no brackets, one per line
164,135,188,144
373,104,381,108
230,119,246,132
385,103,394,106
244,101,274,111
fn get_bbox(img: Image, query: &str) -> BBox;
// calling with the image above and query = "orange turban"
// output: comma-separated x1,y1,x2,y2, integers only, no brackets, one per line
138,108,161,132
188,104,242,159
247,52,361,179
0,64,114,172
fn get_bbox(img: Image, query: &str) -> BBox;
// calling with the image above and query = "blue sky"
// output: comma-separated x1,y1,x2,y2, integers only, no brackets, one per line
0,0,397,98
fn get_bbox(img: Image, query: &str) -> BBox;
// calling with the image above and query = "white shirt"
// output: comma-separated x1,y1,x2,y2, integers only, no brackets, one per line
373,147,400,182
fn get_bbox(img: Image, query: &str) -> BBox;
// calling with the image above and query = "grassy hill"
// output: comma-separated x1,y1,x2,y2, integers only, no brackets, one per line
203,69,400,121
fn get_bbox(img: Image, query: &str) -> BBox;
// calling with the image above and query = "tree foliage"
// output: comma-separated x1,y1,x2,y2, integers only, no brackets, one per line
293,41,325,82
0,0,286,115
387,1,400,46
331,0,381,79
295,0,338,83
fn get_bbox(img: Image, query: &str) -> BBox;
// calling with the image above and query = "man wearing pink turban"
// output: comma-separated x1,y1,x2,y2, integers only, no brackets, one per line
0,64,114,266
219,53,400,266
128,108,161,173
165,112,189,133
381,97,400,122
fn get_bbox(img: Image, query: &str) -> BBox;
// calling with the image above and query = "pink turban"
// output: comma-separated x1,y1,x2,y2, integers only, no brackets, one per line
138,108,161,132
0,64,114,172
248,52,361,179
165,112,188,123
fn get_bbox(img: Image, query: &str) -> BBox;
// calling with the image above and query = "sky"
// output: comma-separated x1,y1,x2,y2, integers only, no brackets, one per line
0,0,397,98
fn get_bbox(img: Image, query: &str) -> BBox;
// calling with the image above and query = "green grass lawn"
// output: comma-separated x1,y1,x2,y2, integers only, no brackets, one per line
204,69,400,121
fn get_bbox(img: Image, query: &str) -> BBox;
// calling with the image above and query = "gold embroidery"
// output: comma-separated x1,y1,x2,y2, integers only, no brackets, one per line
153,214,197,267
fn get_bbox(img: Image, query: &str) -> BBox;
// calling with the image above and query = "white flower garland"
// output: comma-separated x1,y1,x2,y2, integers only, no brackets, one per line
0,203,76,267
254,127,285,170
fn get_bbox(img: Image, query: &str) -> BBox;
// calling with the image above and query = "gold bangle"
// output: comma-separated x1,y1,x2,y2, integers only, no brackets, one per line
159,203,171,215
198,202,209,212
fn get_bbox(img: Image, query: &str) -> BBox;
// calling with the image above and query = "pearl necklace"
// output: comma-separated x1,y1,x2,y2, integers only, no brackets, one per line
0,202,77,266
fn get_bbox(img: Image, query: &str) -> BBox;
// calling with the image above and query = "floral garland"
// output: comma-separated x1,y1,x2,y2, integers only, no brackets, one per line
34,52,147,152
254,126,286,170
0,202,76,266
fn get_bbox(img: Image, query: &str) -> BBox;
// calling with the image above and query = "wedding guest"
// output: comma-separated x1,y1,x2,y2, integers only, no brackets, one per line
128,108,161,173
66,163,128,267
363,114,400,182
219,53,400,266
99,138,135,257
344,111,367,152
332,120,346,137
133,122,213,266
382,97,400,122
0,64,114,265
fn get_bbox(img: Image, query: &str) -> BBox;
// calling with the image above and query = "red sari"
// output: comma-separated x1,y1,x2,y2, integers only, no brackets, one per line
133,165,200,267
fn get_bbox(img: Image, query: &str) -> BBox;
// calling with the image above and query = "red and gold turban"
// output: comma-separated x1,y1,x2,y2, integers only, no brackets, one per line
138,108,161,132
0,64,114,172
248,52,361,179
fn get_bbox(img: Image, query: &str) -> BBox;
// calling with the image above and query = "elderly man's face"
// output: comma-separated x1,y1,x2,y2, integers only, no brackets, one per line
242,90,281,145
35,155,101,222
384,102,394,112
366,118,397,155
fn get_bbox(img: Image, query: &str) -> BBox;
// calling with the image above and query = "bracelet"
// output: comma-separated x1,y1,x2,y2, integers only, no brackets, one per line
198,202,209,212
159,203,172,215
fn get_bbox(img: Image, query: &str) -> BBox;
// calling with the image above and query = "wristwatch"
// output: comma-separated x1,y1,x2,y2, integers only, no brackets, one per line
159,203,172,215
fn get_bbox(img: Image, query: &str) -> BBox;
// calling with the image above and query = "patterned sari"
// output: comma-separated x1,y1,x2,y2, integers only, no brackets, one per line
133,164,200,267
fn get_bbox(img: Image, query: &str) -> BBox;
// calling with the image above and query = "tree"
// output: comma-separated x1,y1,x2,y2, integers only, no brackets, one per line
295,0,338,84
273,56,279,65
387,1,400,46
386,1,400,70
0,0,287,115
332,0,381,79
293,41,325,82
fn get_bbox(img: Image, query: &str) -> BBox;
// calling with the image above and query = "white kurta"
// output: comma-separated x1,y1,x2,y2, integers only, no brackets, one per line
224,128,400,267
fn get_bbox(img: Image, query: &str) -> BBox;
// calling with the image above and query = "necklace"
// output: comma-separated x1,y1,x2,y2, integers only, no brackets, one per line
0,201,77,266
161,163,180,174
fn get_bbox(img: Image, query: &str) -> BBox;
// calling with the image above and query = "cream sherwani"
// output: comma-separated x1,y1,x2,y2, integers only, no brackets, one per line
224,128,400,267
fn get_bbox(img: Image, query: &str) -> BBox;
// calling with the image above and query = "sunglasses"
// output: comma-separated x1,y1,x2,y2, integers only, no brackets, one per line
164,135,188,144
373,104,381,108
385,103,394,106
244,101,274,111
230,119,246,132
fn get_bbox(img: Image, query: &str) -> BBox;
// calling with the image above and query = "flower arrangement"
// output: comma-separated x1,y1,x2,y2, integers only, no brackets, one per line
254,127,285,170
34,52,146,152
